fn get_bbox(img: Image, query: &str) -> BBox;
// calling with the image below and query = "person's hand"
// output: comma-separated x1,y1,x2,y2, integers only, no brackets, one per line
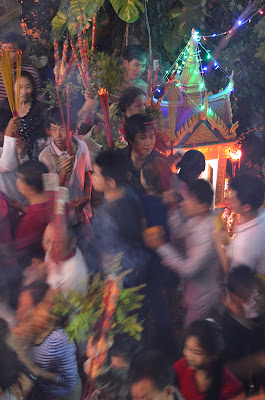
162,190,180,211
70,197,88,209
59,156,74,184
16,137,27,158
143,226,166,250
9,198,26,213
5,116,21,137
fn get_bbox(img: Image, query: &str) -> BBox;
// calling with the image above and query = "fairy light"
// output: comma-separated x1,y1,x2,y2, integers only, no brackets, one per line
237,20,242,26
259,9,264,15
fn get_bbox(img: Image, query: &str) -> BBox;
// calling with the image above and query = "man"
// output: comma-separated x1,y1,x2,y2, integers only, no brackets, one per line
144,179,222,326
129,351,183,400
123,45,147,92
229,174,265,273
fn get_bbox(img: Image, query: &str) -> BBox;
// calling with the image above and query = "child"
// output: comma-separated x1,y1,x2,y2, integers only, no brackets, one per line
39,107,92,227
174,319,243,400
0,112,28,204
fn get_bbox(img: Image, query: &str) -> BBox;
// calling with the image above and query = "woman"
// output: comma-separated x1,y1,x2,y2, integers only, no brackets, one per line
118,87,146,118
174,319,244,400
0,70,48,159
121,113,166,194
13,281,82,400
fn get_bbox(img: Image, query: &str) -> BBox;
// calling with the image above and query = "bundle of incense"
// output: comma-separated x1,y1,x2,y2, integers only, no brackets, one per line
146,68,152,106
66,84,72,155
0,44,22,117
98,88,113,149
83,277,120,400
59,40,69,86
53,39,60,84
167,79,178,154
42,172,59,221
156,72,177,107
70,39,87,87
53,187,69,263
91,13,97,54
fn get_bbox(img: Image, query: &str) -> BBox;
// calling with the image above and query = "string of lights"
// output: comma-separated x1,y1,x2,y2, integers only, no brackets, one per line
156,5,264,90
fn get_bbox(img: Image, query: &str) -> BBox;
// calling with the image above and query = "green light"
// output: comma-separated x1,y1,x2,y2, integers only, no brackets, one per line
177,82,181,87
166,70,169,74
207,108,213,116
207,53,211,60
200,105,205,110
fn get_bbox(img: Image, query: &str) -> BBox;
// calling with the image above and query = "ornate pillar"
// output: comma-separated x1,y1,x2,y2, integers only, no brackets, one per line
215,158,227,207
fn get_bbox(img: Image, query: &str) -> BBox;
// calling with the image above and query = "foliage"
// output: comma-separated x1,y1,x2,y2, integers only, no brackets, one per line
52,266,145,343
255,41,265,63
41,80,83,108
51,0,144,39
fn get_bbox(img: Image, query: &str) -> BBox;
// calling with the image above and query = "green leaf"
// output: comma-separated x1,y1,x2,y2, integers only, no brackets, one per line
255,42,265,63
51,9,68,40
109,0,143,23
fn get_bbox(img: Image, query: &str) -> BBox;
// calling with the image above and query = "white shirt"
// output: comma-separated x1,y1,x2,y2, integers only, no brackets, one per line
231,210,265,274
39,136,92,218
0,136,28,204
46,247,88,295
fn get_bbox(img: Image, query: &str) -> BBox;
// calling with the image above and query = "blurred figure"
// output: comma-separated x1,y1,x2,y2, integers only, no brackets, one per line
144,179,222,326
43,221,88,295
89,335,141,400
13,161,50,269
174,320,243,400
130,351,183,400
221,266,265,392
174,149,205,193
14,281,82,400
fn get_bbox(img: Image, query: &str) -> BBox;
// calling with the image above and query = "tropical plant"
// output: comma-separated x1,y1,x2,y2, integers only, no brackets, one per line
52,269,145,343
51,0,144,39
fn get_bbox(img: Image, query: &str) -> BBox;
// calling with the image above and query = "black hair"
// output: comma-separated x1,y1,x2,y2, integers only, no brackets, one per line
17,160,48,193
118,87,145,113
124,114,154,144
16,70,35,94
1,32,28,52
123,45,147,63
178,149,205,184
187,179,214,207
0,110,11,133
142,156,173,195
226,265,255,295
109,334,141,365
0,341,22,390
47,106,77,131
229,173,264,210
95,150,129,187
21,280,50,307
0,318,9,342
184,319,225,400
129,351,174,391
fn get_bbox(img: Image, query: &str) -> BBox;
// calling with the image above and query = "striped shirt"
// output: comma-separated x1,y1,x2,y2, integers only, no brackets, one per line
28,329,79,397
0,62,42,101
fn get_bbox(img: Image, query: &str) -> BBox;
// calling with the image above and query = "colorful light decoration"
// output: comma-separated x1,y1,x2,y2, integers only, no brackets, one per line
229,148,242,177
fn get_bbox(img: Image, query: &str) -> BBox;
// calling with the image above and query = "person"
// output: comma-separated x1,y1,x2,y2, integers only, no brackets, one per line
13,160,51,268
89,335,141,400
144,179,222,326
0,32,42,102
120,113,166,194
89,150,149,286
118,86,146,118
129,351,183,400
140,157,179,355
220,266,265,390
0,113,28,204
43,221,88,295
0,70,48,159
39,107,92,227
122,45,147,91
173,149,205,193
174,319,243,400
214,174,265,275
14,281,82,400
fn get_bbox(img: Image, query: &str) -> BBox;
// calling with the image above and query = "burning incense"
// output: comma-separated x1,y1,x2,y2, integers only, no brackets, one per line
66,84,72,155
98,88,113,149
59,40,69,86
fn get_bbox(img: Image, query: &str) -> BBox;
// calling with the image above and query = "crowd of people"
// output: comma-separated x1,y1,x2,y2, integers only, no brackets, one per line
0,31,265,400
